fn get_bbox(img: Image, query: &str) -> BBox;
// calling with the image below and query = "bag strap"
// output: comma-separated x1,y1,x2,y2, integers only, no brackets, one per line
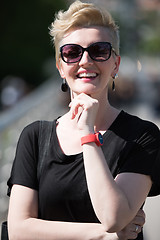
37,120,53,181
1,221,8,240
1,121,53,240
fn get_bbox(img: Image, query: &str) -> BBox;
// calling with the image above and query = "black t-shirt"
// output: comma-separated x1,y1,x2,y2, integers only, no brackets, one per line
7,110,160,233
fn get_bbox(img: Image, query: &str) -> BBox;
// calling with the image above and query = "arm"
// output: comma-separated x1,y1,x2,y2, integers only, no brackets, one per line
116,209,145,240
8,185,145,240
69,93,152,232
8,185,107,240
83,144,151,232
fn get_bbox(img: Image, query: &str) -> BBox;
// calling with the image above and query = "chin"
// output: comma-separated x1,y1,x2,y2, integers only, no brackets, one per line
75,85,97,95
76,90,95,96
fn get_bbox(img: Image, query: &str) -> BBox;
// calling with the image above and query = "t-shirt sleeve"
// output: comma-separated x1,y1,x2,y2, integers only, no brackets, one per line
118,122,160,196
7,121,39,196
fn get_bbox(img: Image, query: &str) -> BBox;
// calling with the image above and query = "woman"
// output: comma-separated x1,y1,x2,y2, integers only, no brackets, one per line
7,1,160,239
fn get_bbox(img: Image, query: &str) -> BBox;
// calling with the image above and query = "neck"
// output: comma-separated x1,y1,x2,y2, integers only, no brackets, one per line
94,98,119,133
69,89,120,132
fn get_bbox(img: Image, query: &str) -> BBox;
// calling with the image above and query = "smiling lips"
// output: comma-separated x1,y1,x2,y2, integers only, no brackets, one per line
77,72,98,79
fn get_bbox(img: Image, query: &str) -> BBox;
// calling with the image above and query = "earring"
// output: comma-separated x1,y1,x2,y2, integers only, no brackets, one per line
112,74,118,91
61,79,68,92
112,80,115,91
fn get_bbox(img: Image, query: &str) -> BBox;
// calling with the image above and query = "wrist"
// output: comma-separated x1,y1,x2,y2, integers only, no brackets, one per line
81,132,103,147
80,128,95,137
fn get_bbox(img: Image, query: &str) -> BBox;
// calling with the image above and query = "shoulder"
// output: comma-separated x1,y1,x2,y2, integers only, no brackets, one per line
122,110,159,129
116,110,160,141
22,121,40,133
20,120,56,140
19,121,40,144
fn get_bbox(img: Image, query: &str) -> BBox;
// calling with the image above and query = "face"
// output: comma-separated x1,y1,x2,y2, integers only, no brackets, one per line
57,26,120,99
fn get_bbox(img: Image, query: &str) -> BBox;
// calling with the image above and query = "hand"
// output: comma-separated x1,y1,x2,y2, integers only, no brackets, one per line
116,209,145,240
69,93,99,135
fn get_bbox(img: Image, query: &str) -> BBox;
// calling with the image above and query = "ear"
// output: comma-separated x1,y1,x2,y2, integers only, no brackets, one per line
56,60,65,79
112,55,121,77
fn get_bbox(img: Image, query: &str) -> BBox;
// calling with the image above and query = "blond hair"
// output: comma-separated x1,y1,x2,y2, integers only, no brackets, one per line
49,0,120,63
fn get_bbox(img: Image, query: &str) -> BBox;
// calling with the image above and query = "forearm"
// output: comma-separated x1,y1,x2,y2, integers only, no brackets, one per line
9,211,144,240
8,185,119,240
8,218,108,240
82,143,133,232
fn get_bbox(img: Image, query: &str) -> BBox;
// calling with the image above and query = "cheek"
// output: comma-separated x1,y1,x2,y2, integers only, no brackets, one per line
100,61,115,75
62,65,77,79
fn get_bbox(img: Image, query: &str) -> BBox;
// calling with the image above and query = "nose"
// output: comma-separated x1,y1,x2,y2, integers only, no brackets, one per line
79,50,93,66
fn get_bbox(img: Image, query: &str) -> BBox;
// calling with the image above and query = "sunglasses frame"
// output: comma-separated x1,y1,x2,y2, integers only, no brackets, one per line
60,42,117,63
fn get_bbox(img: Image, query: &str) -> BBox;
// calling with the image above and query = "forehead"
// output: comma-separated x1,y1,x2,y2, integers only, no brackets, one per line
60,26,111,46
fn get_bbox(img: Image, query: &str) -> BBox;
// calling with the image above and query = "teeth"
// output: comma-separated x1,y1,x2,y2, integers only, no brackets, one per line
78,72,97,78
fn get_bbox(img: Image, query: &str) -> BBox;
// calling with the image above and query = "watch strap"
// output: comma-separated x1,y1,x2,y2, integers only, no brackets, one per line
81,132,103,146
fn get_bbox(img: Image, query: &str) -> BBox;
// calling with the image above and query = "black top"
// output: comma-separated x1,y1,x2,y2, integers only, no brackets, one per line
7,111,160,239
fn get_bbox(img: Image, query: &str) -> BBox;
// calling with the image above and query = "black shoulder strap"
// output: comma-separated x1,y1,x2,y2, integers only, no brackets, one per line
37,120,53,181
1,121,53,239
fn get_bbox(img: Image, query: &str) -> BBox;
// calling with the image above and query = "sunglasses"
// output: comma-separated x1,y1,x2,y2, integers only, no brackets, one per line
60,42,117,63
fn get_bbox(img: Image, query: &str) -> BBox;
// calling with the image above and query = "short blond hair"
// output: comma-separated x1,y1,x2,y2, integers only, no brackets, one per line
49,0,120,63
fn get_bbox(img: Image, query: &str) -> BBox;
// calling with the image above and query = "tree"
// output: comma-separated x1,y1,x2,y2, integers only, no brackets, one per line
0,0,66,88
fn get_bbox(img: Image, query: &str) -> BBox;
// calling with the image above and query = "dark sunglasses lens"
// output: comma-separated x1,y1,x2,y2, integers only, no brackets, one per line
89,42,111,61
61,45,82,63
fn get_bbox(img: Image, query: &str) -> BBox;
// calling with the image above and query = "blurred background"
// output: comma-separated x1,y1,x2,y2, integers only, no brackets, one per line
0,0,160,239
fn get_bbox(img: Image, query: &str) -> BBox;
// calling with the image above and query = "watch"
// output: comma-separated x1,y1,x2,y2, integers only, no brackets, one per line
81,132,103,146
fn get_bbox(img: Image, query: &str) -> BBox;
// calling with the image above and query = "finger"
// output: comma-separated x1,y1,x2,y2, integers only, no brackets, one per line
69,101,85,119
132,215,145,227
132,209,146,227
118,226,140,240
128,232,139,240
133,224,142,234
136,209,146,218
69,94,96,119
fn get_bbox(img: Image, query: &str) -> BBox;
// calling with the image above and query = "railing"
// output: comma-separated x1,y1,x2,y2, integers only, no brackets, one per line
0,76,67,225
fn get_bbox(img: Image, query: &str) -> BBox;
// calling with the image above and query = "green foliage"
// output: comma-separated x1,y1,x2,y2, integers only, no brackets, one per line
0,0,66,87
1,1,160,88
138,36,160,55
112,9,160,57
137,11,160,56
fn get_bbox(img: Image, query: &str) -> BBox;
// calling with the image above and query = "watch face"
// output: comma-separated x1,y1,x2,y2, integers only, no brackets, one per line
98,133,103,145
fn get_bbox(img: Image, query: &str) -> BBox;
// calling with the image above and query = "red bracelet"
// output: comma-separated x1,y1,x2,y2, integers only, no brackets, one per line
81,132,103,146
